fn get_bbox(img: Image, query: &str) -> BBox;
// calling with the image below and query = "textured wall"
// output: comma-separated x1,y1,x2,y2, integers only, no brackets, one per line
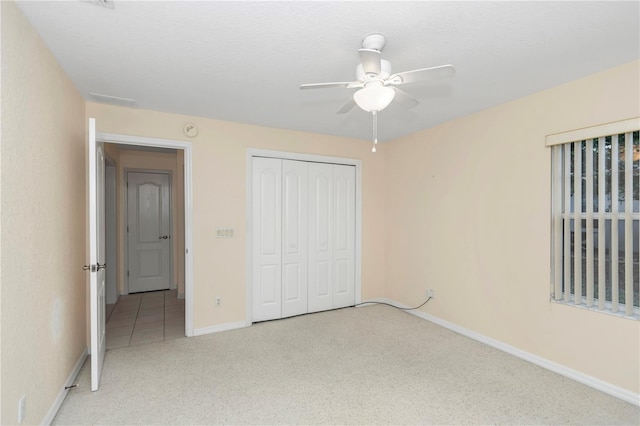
1,2,86,424
385,60,640,393
0,1,4,419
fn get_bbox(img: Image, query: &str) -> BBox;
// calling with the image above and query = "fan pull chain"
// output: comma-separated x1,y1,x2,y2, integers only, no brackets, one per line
372,110,378,152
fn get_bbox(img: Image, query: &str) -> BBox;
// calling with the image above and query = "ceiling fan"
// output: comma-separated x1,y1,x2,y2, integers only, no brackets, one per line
299,34,455,151
300,33,455,114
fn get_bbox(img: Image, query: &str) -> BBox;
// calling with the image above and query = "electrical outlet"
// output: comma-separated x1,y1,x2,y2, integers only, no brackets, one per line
18,395,26,424
427,289,435,298
215,297,222,307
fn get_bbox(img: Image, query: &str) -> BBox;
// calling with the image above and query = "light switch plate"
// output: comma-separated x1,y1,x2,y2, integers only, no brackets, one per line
216,228,233,238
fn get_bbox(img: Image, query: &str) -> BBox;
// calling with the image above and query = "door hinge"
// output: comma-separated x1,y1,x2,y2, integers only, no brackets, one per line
127,225,129,233
127,270,130,277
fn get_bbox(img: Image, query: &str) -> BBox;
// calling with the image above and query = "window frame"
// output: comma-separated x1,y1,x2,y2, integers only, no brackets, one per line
548,118,639,319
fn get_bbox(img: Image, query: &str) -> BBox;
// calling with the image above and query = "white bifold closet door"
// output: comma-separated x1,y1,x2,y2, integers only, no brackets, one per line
308,163,356,312
281,160,309,318
252,157,355,322
252,157,282,322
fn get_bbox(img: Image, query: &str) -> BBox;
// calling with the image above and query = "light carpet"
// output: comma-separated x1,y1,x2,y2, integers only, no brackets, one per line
53,305,640,425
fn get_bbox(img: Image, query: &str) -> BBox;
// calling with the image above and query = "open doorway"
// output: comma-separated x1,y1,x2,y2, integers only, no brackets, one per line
103,144,185,348
94,133,193,349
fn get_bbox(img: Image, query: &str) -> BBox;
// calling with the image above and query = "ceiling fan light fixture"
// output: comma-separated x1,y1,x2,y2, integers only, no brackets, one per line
353,82,395,112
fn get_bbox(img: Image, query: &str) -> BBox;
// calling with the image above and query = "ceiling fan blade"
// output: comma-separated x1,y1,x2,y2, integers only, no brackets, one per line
358,49,382,75
300,82,358,90
388,64,455,85
392,88,419,109
336,98,356,114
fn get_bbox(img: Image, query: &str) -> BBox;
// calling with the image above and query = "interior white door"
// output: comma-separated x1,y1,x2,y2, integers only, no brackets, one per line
332,165,356,308
88,118,106,391
281,160,308,318
252,157,282,322
127,172,172,293
308,162,334,313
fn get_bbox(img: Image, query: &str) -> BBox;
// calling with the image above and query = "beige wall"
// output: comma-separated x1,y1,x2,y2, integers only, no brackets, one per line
0,1,4,419
1,2,86,424
0,0,3,423
385,60,640,393
103,145,184,296
87,102,388,329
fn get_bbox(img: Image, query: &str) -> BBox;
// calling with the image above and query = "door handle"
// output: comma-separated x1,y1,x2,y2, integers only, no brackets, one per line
159,235,170,240
83,263,106,272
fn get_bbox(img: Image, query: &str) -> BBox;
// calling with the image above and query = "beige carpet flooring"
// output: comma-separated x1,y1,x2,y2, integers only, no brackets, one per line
53,305,639,425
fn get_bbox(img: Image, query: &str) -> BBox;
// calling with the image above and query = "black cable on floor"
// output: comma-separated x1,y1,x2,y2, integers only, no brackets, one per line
253,297,432,324
354,297,432,311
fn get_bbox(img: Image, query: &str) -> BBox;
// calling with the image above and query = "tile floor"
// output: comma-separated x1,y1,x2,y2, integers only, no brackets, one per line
105,290,185,349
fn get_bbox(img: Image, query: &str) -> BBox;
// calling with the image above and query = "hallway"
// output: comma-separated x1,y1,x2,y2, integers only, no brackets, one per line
105,290,185,349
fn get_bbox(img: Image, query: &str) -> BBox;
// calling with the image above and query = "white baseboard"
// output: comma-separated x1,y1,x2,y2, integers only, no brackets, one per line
41,347,88,425
370,298,640,407
193,320,248,336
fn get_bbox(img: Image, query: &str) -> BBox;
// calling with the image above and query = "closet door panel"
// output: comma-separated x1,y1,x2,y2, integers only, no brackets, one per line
333,165,356,308
281,160,308,318
259,265,279,304
252,157,282,322
315,261,330,296
335,259,349,294
308,163,333,313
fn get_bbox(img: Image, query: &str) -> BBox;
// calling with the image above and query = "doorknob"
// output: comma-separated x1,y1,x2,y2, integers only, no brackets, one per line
83,263,106,272
159,235,170,240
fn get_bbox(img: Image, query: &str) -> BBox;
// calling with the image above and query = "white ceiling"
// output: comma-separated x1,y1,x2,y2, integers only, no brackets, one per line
16,1,640,142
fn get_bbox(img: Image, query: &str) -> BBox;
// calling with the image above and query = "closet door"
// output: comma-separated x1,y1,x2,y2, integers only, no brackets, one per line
281,160,308,318
308,163,334,312
252,157,282,322
308,164,356,313
253,157,356,321
333,165,356,308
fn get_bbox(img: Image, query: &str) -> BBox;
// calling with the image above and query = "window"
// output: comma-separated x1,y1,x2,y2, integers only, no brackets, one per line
549,120,639,318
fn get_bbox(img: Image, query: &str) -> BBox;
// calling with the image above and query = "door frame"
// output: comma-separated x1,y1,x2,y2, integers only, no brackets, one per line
124,169,174,295
97,132,194,337
245,148,362,325
105,156,118,305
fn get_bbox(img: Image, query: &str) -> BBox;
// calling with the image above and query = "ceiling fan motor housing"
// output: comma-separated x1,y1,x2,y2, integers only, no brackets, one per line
361,33,386,51
357,59,392,81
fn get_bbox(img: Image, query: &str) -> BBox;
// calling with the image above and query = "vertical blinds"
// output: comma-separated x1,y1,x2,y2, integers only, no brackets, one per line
551,126,639,317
